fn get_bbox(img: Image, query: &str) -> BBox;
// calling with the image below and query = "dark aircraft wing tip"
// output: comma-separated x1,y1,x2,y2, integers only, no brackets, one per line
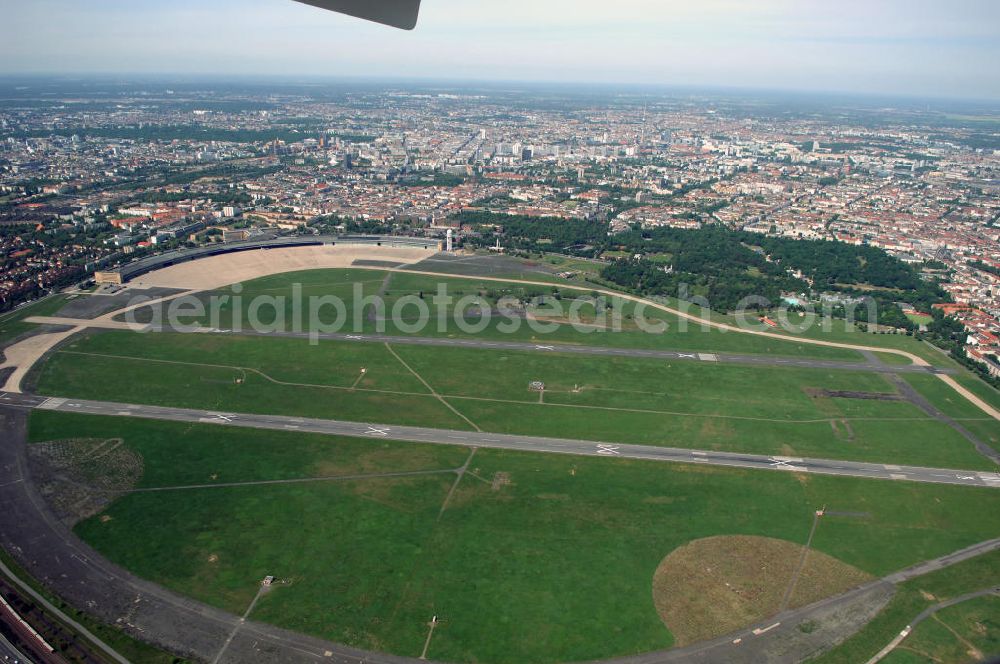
291,0,422,30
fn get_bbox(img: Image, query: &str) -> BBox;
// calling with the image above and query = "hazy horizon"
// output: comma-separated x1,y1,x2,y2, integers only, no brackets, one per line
4,0,1000,101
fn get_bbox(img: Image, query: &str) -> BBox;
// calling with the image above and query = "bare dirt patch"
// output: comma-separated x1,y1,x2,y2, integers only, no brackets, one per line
491,471,511,491
652,535,872,646
27,438,143,526
805,387,904,401
830,418,857,442
643,496,682,505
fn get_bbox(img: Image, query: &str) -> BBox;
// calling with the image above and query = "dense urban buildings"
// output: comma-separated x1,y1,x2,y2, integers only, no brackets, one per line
1,78,998,375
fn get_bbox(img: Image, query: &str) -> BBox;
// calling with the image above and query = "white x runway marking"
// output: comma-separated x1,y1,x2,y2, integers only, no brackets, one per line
365,426,391,437
535,345,555,351
597,444,621,456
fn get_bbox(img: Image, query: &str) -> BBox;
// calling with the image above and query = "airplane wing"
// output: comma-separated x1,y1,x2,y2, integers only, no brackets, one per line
291,0,422,30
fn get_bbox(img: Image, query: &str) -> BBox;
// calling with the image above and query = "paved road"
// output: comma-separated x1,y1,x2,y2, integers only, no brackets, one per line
25,315,956,375
866,585,1000,663
5,392,998,489
0,631,31,664
887,374,1000,466
885,537,1000,584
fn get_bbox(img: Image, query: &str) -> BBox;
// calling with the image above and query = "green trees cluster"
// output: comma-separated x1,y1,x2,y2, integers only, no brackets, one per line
599,226,803,311
749,234,948,312
970,260,1000,278
597,225,949,320
459,211,608,256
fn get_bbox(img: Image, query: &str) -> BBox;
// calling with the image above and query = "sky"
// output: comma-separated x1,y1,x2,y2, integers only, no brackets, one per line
3,0,999,99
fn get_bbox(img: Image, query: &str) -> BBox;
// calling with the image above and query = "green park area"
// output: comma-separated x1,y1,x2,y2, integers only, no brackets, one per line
17,264,1000,664
27,411,1000,664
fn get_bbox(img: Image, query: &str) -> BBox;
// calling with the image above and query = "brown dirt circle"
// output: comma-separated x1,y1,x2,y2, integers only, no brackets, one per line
652,535,872,646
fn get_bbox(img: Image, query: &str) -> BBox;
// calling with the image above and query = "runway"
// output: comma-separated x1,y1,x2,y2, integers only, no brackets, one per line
5,392,998,489
205,327,957,374
24,315,956,375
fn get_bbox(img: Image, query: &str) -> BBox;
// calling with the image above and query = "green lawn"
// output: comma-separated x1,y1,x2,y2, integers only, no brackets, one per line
34,412,998,664
29,411,470,488
903,374,1000,453
119,268,866,361
31,330,996,469
905,313,934,326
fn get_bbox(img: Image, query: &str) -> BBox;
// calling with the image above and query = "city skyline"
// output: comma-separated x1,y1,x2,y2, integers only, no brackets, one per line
4,0,1000,100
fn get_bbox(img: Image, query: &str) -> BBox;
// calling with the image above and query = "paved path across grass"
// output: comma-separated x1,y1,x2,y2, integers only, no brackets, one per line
864,585,1000,664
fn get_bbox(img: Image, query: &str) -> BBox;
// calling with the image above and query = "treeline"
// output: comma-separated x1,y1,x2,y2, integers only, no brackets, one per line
970,260,1000,278
459,211,608,256
601,258,793,312
601,226,803,311
398,172,467,187
597,225,948,323
154,164,283,187
124,190,264,206
752,235,922,290
312,215,393,235
750,234,948,312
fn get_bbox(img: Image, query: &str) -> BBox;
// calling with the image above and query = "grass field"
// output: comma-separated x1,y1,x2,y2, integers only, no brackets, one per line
31,329,997,469
30,410,1000,664
28,412,470,488
812,549,1000,664
881,594,1000,663
902,374,1000,452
